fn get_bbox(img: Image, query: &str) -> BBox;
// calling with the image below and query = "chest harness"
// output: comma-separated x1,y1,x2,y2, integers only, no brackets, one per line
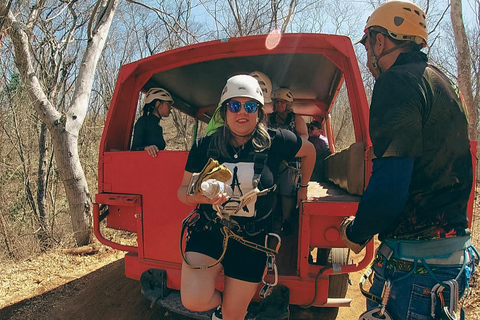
180,145,281,298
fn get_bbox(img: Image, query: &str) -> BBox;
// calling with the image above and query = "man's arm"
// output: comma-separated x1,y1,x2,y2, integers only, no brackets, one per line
344,156,414,246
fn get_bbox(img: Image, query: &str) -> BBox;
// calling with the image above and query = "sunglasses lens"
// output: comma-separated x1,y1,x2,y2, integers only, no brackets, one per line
244,101,258,113
227,100,241,113
227,100,258,113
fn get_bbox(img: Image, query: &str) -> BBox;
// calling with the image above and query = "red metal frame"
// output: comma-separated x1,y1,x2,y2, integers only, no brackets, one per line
95,33,471,308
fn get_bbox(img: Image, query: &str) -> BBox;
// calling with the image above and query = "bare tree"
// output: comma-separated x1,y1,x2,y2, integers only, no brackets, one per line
451,0,477,140
0,0,119,246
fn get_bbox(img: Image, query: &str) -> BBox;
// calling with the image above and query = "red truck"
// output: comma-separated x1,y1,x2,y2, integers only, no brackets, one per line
93,33,477,319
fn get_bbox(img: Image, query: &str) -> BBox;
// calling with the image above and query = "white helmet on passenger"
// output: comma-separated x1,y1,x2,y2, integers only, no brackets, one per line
220,75,264,105
144,87,174,104
249,71,272,103
273,88,293,102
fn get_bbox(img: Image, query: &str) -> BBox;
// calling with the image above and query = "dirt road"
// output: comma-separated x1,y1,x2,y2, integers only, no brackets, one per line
0,258,366,320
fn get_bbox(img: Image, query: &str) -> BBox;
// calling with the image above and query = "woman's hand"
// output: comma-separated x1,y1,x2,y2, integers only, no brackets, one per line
186,192,229,205
297,186,308,208
145,145,159,157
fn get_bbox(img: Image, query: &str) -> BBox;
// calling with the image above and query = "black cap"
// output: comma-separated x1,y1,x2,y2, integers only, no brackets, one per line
309,120,322,129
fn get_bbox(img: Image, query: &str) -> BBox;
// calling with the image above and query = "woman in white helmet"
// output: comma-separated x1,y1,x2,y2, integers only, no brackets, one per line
131,87,173,157
204,71,273,135
177,75,315,320
268,87,308,236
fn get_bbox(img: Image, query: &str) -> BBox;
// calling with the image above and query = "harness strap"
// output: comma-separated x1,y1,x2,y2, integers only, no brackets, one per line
180,211,278,270
381,237,472,260
180,209,227,270
359,264,383,304
252,148,269,190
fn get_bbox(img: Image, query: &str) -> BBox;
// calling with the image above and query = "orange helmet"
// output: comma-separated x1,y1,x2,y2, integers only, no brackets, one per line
362,0,427,46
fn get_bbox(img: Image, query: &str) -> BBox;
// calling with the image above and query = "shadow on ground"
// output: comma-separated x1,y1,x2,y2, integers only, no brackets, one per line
0,259,343,320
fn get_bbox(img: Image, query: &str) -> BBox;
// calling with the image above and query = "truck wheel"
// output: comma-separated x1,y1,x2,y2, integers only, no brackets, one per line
327,248,349,298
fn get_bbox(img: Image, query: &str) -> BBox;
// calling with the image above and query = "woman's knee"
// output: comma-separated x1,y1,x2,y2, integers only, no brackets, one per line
181,289,214,311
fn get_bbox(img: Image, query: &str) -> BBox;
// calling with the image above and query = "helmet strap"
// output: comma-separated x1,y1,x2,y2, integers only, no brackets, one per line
372,41,409,76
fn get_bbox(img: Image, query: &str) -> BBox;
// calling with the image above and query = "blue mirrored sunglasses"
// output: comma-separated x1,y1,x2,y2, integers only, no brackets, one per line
227,100,259,113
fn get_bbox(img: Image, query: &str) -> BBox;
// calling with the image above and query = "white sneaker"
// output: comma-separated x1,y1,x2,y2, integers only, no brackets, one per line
212,305,222,320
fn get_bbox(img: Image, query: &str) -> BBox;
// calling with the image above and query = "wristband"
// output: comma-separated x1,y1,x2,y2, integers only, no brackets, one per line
299,183,309,188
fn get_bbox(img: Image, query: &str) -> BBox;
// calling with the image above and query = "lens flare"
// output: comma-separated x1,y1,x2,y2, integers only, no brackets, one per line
265,29,281,50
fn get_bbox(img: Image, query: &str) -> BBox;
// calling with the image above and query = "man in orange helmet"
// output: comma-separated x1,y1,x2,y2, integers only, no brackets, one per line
340,1,477,318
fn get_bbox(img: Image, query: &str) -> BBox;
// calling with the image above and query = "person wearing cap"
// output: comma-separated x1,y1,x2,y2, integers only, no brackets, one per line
308,120,330,182
268,87,308,235
177,74,315,320
131,87,173,157
204,71,273,136
340,1,476,319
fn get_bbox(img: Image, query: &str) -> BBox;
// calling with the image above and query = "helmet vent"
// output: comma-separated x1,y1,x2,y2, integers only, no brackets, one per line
394,16,404,26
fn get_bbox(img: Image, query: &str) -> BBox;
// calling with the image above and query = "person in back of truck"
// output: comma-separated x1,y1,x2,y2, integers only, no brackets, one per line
267,87,308,235
340,1,478,319
177,74,315,320
131,87,173,157
308,120,330,183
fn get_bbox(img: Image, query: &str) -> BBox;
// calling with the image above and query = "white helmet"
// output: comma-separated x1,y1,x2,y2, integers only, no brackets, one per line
144,87,174,104
220,75,264,105
249,71,272,103
273,88,293,102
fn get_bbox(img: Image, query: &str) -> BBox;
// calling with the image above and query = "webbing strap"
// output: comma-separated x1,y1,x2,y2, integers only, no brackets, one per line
359,265,383,304
180,214,278,270
382,237,472,260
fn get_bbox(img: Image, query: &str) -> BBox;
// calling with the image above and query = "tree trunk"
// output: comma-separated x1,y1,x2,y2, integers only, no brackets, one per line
37,122,52,249
450,0,477,141
51,123,93,245
1,0,119,246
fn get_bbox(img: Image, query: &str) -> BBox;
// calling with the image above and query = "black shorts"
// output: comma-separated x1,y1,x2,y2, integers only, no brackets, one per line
185,225,267,283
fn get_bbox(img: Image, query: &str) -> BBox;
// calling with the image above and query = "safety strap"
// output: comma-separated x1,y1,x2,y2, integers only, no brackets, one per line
207,142,273,196
381,237,472,260
180,210,279,270
359,264,383,305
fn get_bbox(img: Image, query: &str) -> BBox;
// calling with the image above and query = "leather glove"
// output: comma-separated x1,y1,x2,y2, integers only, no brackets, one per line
340,216,367,254
193,158,232,194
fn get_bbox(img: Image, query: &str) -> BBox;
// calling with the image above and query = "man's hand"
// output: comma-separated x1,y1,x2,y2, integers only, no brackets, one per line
340,216,367,254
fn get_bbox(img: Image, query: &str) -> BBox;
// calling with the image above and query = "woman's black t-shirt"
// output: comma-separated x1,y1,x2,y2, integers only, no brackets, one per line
185,128,302,227
131,114,166,151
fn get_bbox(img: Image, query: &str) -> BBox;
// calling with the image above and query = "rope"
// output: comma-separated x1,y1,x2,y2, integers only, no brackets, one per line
180,212,278,269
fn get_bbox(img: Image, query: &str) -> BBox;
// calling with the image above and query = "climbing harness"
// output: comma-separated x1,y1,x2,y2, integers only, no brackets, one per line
359,237,479,319
180,209,280,270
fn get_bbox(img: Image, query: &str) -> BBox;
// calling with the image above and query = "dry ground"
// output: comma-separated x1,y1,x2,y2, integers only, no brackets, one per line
0,215,479,320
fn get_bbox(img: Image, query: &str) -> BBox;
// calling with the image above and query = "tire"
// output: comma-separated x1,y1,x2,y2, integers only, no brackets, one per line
327,248,349,298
